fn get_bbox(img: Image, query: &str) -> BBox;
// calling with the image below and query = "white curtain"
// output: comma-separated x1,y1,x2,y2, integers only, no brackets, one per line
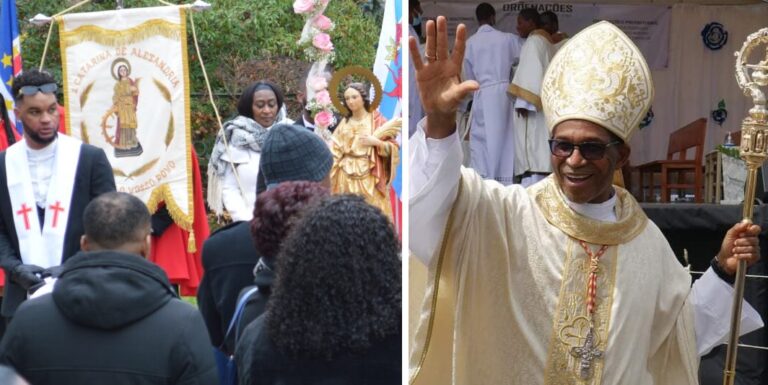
630,4,768,166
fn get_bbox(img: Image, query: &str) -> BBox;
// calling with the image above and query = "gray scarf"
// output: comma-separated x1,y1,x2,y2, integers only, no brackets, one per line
208,115,269,176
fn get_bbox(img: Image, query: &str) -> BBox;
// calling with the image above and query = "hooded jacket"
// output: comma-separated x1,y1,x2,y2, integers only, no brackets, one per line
0,250,217,385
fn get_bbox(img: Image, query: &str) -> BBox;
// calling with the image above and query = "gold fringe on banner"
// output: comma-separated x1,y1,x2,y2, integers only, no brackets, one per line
59,18,182,47
187,229,196,253
146,184,194,237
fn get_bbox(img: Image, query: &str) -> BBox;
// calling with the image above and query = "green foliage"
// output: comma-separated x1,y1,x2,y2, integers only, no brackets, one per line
717,144,740,159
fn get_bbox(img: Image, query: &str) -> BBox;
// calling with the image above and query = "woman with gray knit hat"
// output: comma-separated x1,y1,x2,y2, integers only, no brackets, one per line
207,80,293,222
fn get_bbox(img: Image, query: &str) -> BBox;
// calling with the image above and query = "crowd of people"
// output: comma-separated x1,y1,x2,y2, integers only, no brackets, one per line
0,64,402,384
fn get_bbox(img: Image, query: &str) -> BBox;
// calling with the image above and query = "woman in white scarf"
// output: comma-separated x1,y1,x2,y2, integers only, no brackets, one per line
207,81,293,222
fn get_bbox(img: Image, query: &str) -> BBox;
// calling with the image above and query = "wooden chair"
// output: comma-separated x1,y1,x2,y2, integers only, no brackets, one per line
634,118,707,203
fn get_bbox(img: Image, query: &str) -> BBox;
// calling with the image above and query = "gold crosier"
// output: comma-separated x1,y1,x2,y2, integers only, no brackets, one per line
724,27,768,385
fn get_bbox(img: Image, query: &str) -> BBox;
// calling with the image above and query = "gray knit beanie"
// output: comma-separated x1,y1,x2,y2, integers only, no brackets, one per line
260,124,333,189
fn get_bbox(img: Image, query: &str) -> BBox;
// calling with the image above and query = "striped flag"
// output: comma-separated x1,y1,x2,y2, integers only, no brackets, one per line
0,0,23,136
372,0,403,235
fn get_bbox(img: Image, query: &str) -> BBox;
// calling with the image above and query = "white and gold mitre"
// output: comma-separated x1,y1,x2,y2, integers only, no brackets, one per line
541,21,653,142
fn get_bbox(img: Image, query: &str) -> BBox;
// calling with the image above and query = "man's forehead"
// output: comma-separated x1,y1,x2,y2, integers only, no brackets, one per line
17,92,58,109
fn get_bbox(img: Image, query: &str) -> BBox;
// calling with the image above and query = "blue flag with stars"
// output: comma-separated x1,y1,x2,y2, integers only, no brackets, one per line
1,0,23,133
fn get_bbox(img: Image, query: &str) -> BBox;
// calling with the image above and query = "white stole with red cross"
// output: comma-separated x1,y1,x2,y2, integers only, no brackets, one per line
5,135,81,268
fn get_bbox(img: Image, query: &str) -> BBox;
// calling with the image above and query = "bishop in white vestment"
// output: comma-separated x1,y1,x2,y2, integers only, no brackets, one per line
408,19,763,385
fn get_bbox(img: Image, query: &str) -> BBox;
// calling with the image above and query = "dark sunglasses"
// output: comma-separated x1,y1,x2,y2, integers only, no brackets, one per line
548,139,621,161
16,83,58,98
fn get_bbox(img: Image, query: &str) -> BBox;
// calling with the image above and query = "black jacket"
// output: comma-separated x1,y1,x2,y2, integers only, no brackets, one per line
0,142,116,317
236,316,401,385
234,255,276,339
0,251,217,385
197,221,260,355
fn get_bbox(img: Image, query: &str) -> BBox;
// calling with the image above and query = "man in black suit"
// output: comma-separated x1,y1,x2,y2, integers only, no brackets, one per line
197,124,332,355
0,69,116,320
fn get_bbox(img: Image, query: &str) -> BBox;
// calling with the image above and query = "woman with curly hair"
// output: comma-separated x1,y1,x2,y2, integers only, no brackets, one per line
207,80,293,222
235,195,401,385
235,180,330,334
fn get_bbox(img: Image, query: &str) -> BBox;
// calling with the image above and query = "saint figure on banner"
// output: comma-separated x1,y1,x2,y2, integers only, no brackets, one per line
102,58,143,157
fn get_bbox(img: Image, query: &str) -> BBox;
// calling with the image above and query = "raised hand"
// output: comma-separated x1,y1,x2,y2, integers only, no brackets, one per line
409,16,479,139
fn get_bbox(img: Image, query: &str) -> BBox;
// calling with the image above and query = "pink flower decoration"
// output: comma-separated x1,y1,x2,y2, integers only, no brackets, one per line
293,0,314,14
314,110,333,128
313,14,333,31
315,90,331,106
311,76,328,92
312,33,334,52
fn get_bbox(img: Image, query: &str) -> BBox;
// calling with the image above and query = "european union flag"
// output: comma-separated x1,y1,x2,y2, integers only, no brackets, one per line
1,0,23,133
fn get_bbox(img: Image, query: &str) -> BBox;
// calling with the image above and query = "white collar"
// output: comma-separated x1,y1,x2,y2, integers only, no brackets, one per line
303,116,315,129
564,190,618,223
477,24,495,33
25,137,58,158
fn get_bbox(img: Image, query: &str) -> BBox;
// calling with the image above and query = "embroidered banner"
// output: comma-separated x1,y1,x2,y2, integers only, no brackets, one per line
58,6,193,231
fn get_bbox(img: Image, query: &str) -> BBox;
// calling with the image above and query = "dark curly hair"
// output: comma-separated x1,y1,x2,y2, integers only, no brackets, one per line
266,195,401,359
11,69,57,102
250,181,330,258
237,80,284,119
341,82,371,118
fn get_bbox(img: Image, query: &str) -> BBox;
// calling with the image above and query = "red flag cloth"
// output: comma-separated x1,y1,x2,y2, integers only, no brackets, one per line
0,121,7,150
149,149,209,296
390,186,402,239
58,105,67,133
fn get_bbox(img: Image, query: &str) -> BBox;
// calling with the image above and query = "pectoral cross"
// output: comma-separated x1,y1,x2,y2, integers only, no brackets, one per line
15,203,32,230
48,201,65,228
570,328,603,380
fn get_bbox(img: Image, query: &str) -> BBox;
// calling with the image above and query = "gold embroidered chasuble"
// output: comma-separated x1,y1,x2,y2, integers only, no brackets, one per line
409,170,699,385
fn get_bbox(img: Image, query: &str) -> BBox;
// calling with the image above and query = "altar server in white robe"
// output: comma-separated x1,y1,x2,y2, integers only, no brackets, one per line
408,17,763,385
462,3,522,185
0,69,115,319
508,8,554,186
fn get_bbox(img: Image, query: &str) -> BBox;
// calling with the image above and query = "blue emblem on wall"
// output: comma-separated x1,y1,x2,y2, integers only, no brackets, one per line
711,99,728,126
639,106,654,129
701,22,728,50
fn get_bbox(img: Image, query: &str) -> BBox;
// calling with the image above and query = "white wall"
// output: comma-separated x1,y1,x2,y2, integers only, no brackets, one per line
630,3,768,166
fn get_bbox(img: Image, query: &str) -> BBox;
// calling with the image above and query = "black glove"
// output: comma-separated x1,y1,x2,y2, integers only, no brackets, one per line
151,206,174,237
42,265,64,279
10,264,44,291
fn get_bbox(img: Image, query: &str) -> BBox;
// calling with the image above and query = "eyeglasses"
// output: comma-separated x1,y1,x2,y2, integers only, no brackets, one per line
16,83,58,98
548,139,621,161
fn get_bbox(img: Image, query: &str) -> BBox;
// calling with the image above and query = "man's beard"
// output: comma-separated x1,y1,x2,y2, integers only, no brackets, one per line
26,129,58,147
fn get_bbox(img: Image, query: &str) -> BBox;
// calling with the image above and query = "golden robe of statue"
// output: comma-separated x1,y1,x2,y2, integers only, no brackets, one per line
330,111,400,220
113,77,139,148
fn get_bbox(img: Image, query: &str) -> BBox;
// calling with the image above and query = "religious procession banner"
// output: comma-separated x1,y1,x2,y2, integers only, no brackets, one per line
58,6,194,234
